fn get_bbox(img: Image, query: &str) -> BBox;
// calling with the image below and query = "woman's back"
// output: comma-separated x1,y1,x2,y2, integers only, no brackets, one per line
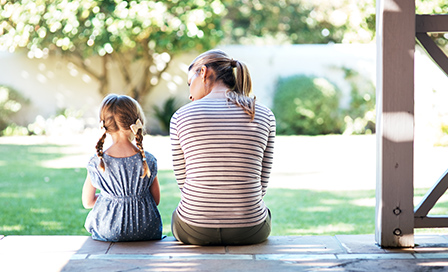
171,98,276,228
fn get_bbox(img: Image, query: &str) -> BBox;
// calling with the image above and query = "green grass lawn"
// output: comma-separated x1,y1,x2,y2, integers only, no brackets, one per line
1,142,447,237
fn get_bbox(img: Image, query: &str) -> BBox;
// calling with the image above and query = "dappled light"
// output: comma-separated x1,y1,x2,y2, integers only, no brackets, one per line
0,135,388,237
0,225,23,232
401,246,448,252
140,262,200,272
299,206,332,213
417,261,448,267
289,223,356,235
30,208,51,214
0,192,34,198
275,244,330,253
39,221,63,231
351,197,375,207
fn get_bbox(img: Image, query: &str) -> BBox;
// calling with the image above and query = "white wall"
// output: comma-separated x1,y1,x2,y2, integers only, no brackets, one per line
218,44,376,108
1,44,446,142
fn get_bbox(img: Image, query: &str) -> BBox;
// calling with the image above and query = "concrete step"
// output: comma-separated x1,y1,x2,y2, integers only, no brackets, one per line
1,235,448,271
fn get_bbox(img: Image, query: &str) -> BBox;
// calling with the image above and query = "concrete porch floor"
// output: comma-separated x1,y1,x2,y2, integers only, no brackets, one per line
1,235,448,272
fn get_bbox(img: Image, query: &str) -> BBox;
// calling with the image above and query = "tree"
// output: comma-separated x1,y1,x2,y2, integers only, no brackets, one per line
0,0,380,105
9,0,444,105
220,0,376,45
0,0,225,102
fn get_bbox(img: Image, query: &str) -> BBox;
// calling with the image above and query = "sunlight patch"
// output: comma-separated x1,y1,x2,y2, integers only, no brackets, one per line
0,225,23,231
0,192,35,198
351,198,375,207
418,262,448,267
39,221,62,230
30,208,51,214
40,155,88,169
299,206,332,212
428,207,448,215
289,223,355,235
321,199,343,205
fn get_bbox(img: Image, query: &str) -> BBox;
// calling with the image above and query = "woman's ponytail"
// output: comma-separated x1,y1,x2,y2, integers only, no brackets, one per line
227,60,256,120
189,50,256,120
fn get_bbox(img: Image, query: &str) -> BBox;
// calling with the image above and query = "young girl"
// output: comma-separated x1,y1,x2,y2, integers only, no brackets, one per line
82,94,162,242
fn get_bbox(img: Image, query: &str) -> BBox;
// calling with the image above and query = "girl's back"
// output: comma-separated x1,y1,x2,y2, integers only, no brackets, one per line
85,148,162,242
82,94,162,242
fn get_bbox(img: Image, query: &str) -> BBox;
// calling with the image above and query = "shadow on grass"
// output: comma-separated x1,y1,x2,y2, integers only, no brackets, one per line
2,143,447,237
157,171,377,236
0,144,89,235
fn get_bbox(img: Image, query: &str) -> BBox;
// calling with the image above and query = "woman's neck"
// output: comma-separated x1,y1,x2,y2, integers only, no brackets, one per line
204,83,229,99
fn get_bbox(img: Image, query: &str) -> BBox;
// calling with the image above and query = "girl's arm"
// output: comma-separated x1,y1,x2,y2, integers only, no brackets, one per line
82,173,98,209
150,176,161,206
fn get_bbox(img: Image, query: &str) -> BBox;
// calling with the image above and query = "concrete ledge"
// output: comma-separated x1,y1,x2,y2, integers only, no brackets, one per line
1,235,448,272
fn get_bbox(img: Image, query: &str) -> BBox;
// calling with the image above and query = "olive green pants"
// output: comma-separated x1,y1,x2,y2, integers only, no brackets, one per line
171,209,271,246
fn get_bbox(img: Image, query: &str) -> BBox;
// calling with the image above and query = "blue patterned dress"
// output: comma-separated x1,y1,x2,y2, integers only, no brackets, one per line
84,151,162,242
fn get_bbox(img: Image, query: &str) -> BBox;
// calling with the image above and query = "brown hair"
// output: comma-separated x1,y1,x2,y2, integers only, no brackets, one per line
96,94,150,178
189,49,256,120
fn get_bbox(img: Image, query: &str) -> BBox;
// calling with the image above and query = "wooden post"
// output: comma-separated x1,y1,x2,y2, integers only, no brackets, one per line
375,0,415,247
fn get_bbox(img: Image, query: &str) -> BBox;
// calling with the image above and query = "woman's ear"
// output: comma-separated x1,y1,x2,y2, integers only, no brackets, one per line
200,66,207,82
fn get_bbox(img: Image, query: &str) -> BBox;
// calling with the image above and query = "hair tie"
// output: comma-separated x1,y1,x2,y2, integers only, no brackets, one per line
99,120,105,130
230,59,237,68
130,119,143,135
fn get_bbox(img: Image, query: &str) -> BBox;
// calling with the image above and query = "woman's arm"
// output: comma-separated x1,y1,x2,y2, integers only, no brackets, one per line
150,176,161,205
261,112,276,197
170,113,187,190
82,174,98,209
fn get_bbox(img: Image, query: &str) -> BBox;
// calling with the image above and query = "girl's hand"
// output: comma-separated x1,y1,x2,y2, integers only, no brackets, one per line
150,176,161,206
82,174,98,209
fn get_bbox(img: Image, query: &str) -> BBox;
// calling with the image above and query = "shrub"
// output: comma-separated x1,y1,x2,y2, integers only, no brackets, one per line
273,75,343,135
0,86,29,136
153,97,181,135
27,109,85,136
341,68,376,135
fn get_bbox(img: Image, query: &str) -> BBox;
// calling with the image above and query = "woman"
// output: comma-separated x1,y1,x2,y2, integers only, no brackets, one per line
170,49,276,245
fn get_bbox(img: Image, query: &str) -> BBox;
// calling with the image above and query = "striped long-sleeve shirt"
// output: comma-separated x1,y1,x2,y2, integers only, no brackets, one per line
170,98,276,228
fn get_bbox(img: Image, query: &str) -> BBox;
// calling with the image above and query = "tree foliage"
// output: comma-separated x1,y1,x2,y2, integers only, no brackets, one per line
0,0,225,102
0,0,380,105
221,0,376,45
3,0,448,105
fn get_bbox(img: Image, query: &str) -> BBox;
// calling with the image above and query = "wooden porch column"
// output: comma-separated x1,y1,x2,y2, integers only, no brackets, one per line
375,0,415,247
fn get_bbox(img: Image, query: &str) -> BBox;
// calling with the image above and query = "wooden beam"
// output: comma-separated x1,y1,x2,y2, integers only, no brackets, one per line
375,0,415,248
416,14,448,33
416,32,448,77
415,169,448,217
415,216,448,228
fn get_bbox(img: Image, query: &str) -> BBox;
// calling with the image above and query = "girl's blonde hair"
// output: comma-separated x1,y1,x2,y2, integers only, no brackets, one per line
96,94,150,178
189,49,256,120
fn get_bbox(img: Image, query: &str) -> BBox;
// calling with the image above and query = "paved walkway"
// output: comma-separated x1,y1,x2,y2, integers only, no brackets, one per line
1,234,448,271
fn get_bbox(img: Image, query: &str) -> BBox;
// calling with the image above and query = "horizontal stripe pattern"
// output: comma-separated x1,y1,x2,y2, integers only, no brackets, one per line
170,99,276,228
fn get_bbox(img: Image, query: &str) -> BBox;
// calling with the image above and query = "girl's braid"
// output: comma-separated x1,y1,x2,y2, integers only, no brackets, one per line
96,131,107,172
135,128,150,178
